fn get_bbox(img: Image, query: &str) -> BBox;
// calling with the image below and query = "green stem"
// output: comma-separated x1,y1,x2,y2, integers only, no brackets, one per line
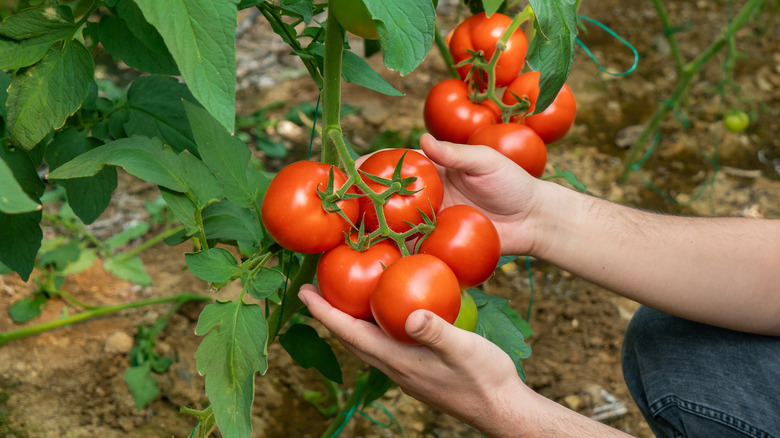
42,211,107,255
0,292,211,346
117,225,185,262
257,2,324,89
267,253,320,342
51,289,98,310
194,209,209,250
651,0,685,72
619,0,765,182
321,10,345,166
320,372,368,438
434,23,459,79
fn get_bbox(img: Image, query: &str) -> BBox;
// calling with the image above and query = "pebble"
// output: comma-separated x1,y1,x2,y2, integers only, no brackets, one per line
103,331,134,354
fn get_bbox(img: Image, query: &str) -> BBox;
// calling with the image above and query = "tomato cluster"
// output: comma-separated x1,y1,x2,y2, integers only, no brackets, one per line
424,12,577,178
261,149,501,344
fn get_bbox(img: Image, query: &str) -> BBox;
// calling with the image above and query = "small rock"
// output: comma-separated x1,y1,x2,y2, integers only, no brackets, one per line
563,394,582,410
104,331,134,354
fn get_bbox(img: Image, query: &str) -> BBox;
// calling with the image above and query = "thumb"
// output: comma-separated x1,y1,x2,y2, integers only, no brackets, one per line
405,309,453,349
419,133,501,175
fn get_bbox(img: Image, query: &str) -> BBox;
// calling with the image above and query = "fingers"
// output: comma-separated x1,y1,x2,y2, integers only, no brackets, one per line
419,133,504,176
405,309,470,363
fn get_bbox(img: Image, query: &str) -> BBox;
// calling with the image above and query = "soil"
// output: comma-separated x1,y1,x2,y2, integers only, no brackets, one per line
2,1,779,437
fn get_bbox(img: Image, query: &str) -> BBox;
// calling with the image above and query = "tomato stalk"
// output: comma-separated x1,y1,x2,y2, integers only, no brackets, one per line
321,10,345,166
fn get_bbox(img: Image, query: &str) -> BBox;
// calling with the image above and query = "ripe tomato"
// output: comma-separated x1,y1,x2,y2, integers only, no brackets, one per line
358,149,444,233
370,254,461,344
424,78,500,144
449,12,529,88
329,0,378,40
502,71,577,144
467,123,547,178
261,161,358,254
317,237,402,321
418,205,500,289
453,291,478,332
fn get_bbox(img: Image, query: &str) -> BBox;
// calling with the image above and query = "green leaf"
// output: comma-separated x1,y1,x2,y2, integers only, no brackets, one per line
279,324,343,384
363,0,435,75
0,30,70,70
160,188,198,235
105,222,151,248
184,247,242,283
0,5,74,40
246,267,285,300
0,70,10,120
133,0,238,133
482,0,504,16
96,14,179,76
0,156,41,214
37,238,80,270
177,151,223,210
7,40,93,150
470,288,531,380
109,75,198,154
360,367,394,406
48,136,189,192
8,292,47,323
45,128,118,224
125,362,159,410
61,247,98,276
280,0,313,23
202,199,263,247
195,300,268,438
184,101,260,208
104,255,152,286
527,0,578,113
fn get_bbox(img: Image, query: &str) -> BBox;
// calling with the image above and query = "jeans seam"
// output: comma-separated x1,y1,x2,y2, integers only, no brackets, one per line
651,395,776,438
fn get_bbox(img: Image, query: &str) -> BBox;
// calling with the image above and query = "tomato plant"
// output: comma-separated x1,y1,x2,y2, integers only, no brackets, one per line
467,123,547,178
423,78,500,144
418,205,500,289
329,0,378,40
502,71,577,144
317,237,402,321
449,12,529,88
370,254,461,344
261,161,359,254
453,291,478,332
358,149,444,233
723,109,749,133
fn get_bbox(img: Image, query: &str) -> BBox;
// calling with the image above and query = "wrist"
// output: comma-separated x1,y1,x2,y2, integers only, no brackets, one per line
520,180,581,260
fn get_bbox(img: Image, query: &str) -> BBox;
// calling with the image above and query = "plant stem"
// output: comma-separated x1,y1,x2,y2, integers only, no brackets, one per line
619,0,765,182
0,292,211,346
194,209,209,250
320,372,368,438
651,0,684,72
267,253,320,342
117,225,185,262
434,23,459,79
321,11,344,166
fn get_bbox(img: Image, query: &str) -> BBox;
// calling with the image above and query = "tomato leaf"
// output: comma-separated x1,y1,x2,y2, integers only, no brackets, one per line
470,288,532,380
280,324,343,384
160,188,199,235
8,292,47,324
95,15,179,76
363,0,436,75
108,75,198,155
360,367,395,406
246,267,285,301
481,0,505,16
45,128,117,224
195,299,268,438
0,5,74,39
184,101,264,209
133,0,237,134
104,255,153,286
526,0,577,114
125,362,160,410
185,248,244,283
0,157,41,214
202,200,264,248
6,41,93,150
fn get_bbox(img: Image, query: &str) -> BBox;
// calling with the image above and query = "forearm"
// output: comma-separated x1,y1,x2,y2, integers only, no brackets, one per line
527,181,780,335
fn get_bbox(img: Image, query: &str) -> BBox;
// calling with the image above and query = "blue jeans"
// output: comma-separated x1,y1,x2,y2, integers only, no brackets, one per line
621,306,780,438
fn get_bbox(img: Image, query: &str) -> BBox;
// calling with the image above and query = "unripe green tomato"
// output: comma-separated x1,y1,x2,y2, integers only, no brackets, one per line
453,291,478,332
329,0,378,40
724,110,749,133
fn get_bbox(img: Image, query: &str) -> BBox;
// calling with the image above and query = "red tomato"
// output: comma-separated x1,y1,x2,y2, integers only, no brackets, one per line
418,205,500,289
317,237,402,321
358,149,444,233
467,123,547,178
423,78,500,144
449,12,528,88
502,71,577,144
370,254,461,344
261,161,358,253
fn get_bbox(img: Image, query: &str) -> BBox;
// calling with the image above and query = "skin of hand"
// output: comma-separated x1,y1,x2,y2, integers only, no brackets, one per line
298,284,630,438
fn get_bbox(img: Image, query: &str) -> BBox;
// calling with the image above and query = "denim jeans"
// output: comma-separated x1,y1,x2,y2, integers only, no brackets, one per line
621,306,780,438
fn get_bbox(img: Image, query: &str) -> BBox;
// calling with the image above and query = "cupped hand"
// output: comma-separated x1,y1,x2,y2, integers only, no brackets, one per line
298,284,531,436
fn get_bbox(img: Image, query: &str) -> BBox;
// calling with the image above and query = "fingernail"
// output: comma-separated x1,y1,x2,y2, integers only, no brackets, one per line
407,312,429,335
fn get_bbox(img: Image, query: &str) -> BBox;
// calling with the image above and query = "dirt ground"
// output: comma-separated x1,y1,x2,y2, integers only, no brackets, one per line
2,1,779,437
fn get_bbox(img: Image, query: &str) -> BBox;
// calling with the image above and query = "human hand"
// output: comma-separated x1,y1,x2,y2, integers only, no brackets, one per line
419,133,546,255
298,283,532,436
